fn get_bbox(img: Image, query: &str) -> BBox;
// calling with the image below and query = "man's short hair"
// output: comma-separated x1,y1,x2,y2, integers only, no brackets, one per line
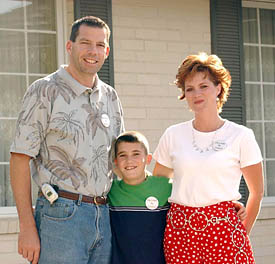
70,16,111,43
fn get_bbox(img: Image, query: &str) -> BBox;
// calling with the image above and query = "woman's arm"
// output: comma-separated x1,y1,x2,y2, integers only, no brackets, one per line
241,162,264,235
153,162,174,178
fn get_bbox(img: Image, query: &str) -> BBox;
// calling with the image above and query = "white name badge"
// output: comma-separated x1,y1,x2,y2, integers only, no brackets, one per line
213,140,227,151
101,114,110,128
145,196,159,210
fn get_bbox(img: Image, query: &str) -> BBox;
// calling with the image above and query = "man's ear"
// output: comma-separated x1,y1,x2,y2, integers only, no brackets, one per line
105,45,110,59
66,40,73,55
146,153,152,165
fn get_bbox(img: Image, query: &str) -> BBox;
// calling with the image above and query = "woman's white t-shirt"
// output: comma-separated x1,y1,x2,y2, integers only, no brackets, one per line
153,119,262,207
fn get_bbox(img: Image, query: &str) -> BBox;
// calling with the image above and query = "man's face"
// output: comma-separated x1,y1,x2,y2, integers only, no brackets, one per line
66,24,109,77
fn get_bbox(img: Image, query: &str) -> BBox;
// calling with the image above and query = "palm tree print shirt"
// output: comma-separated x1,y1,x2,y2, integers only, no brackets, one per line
10,65,125,196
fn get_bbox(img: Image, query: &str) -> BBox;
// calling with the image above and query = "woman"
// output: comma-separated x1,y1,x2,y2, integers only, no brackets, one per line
153,52,263,264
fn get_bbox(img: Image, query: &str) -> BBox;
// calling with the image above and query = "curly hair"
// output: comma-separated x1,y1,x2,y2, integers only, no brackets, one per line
175,52,232,113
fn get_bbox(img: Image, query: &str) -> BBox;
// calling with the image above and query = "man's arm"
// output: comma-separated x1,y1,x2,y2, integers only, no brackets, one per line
10,153,40,264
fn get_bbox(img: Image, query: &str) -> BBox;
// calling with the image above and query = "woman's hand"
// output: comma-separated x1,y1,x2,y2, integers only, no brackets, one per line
232,201,247,222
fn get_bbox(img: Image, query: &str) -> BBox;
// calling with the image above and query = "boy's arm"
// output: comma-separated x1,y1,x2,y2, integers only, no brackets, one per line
10,153,40,264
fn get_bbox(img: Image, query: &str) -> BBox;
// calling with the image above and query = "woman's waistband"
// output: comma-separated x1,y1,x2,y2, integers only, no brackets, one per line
168,201,241,232
169,201,236,216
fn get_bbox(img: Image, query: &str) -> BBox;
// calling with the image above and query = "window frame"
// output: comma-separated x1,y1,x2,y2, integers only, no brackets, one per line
0,0,67,214
242,0,275,204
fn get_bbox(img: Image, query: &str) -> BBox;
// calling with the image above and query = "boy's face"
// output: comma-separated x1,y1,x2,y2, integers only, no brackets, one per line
115,142,152,185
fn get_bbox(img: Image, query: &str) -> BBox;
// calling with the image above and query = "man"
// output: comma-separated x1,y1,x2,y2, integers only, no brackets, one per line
10,16,124,264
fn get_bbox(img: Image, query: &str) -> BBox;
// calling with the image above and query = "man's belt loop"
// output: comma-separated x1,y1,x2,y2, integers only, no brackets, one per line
77,194,83,206
93,196,99,205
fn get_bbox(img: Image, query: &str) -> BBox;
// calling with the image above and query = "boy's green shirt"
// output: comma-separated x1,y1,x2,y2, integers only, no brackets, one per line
108,175,172,207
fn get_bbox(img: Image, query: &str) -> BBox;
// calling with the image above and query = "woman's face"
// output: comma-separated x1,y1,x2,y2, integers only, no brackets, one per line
184,72,221,113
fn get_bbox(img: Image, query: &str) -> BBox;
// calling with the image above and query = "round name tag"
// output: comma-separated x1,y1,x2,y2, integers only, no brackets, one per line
212,140,227,151
145,196,159,210
101,114,110,128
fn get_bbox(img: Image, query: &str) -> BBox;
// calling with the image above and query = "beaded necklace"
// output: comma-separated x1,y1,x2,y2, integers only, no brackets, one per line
191,121,225,153
192,127,218,153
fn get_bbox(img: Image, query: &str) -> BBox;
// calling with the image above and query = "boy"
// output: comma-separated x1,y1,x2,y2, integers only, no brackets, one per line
108,131,170,264
108,131,247,264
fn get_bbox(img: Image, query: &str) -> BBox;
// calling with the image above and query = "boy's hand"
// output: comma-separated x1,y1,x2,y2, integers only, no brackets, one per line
232,201,247,222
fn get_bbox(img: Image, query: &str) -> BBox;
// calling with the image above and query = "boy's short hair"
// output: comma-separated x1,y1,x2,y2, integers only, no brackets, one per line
114,131,150,158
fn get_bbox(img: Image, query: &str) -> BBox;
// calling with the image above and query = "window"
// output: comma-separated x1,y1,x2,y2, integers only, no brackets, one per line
0,0,65,207
243,1,275,200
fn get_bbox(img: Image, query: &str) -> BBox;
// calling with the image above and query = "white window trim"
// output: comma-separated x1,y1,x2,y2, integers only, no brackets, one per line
243,0,275,9
0,0,67,214
242,0,275,205
0,206,18,216
56,0,67,66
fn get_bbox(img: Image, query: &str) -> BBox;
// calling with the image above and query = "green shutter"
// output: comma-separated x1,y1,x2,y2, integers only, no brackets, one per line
74,0,114,87
210,0,248,204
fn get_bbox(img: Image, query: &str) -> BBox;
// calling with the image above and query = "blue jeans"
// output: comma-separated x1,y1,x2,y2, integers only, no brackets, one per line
34,196,111,264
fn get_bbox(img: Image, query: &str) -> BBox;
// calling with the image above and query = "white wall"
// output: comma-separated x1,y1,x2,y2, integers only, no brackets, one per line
250,206,275,264
112,0,211,172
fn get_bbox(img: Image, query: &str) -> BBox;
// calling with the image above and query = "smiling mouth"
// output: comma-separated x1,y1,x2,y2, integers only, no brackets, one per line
125,166,136,170
84,58,97,64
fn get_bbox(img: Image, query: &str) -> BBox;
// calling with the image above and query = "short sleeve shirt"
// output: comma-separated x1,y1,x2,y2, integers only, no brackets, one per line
108,176,171,264
153,120,262,207
10,65,125,196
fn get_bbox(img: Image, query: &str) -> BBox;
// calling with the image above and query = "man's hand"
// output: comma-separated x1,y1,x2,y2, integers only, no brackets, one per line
18,224,40,264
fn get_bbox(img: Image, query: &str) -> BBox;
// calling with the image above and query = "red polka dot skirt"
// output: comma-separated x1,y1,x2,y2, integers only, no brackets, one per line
164,201,255,264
